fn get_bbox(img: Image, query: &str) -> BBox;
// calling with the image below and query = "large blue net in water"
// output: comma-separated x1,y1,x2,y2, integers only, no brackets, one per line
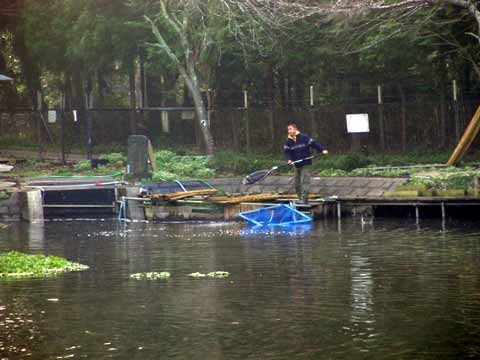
239,204,313,226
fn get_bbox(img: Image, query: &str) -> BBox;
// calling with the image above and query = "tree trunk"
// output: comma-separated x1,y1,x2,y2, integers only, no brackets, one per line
181,66,215,155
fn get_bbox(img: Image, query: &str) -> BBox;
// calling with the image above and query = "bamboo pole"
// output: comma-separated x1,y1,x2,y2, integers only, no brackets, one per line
447,104,480,166
150,189,217,201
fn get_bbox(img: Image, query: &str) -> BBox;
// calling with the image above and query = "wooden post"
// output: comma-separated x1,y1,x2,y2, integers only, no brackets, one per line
440,81,447,149
36,90,42,144
397,83,407,152
453,80,461,142
269,110,275,151
309,85,317,138
474,176,479,197
377,85,385,152
60,93,66,165
309,85,314,107
60,110,66,165
85,91,93,160
244,90,250,152
230,112,239,150
36,90,44,160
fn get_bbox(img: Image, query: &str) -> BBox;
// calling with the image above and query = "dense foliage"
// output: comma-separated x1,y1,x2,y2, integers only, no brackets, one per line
1,1,479,114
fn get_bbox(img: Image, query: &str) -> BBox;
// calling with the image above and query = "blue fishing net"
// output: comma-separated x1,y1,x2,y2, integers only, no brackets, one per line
239,204,313,226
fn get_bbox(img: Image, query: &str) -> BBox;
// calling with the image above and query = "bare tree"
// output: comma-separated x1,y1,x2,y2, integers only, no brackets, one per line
145,0,221,155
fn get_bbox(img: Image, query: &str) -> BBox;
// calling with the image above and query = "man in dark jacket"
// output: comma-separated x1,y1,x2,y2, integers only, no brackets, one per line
284,123,327,204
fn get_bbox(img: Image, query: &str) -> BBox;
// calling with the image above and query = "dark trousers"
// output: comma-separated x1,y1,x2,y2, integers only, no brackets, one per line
294,166,311,201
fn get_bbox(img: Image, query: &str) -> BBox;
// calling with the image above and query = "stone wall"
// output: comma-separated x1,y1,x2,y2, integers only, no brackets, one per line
208,176,408,197
0,192,21,220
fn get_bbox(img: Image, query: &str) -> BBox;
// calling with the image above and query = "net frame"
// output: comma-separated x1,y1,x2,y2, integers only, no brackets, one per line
239,204,313,226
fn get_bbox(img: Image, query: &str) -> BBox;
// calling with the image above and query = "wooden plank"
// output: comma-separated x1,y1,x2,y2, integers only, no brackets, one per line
21,185,127,192
208,193,282,204
43,204,115,208
150,189,217,201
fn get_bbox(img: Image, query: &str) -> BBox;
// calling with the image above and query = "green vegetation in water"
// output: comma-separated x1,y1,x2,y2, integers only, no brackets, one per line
188,272,207,278
0,251,89,278
129,272,171,280
207,271,230,278
189,271,230,278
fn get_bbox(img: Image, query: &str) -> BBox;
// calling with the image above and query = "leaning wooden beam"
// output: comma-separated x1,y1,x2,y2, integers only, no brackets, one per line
447,104,480,166
150,189,217,201
207,193,283,204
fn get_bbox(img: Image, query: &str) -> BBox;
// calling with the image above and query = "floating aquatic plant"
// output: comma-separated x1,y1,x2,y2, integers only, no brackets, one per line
207,271,230,278
129,272,171,280
188,272,207,278
189,271,230,278
0,251,89,278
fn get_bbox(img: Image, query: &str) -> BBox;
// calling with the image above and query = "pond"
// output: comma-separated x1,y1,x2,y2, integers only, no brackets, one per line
1,218,479,359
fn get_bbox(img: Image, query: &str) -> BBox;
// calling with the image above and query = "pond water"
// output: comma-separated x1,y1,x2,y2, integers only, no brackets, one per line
1,218,480,359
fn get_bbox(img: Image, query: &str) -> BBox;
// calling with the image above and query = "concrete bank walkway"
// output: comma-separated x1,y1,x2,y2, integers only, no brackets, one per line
208,176,409,197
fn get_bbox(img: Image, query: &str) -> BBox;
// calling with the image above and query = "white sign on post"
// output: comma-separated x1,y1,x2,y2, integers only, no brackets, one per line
48,110,57,123
346,114,370,133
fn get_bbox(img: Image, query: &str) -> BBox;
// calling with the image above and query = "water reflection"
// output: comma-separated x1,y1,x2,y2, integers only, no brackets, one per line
239,223,314,237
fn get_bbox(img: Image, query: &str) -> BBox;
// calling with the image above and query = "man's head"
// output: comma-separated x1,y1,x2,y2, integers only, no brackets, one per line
287,123,299,137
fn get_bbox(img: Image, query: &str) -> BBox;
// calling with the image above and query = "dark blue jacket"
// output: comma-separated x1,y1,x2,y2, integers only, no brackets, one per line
284,133,325,168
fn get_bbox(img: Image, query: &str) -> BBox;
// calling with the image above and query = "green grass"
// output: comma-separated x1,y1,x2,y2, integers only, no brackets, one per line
152,150,215,181
0,251,89,278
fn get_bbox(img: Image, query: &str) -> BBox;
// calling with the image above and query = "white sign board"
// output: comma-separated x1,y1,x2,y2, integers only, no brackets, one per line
48,110,57,123
161,111,170,133
346,114,369,133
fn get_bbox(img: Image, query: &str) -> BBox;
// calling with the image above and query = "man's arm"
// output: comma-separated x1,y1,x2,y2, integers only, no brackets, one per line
308,137,327,153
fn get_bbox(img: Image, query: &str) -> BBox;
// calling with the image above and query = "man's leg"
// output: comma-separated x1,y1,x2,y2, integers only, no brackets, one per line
294,167,302,200
301,166,311,203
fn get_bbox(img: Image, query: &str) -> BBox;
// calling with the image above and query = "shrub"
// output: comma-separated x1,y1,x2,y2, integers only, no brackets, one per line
99,152,127,165
74,160,92,171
